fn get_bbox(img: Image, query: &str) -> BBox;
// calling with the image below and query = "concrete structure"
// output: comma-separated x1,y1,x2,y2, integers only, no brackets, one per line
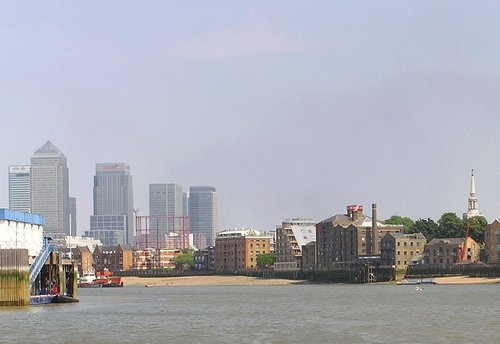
214,229,272,272
0,209,44,258
93,245,133,272
316,204,403,270
8,165,31,213
91,163,134,245
424,237,480,265
380,232,427,270
30,141,70,237
189,186,218,248
485,220,500,264
463,169,484,220
274,218,316,271
1,209,78,306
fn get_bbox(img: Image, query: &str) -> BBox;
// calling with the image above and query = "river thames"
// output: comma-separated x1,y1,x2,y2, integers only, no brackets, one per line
1,283,499,343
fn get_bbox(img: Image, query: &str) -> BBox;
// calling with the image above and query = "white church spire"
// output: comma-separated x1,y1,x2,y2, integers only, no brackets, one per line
464,169,483,219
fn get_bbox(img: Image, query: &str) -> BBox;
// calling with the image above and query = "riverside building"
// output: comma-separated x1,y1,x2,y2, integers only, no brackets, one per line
214,229,271,272
316,204,403,270
380,232,427,270
274,218,316,271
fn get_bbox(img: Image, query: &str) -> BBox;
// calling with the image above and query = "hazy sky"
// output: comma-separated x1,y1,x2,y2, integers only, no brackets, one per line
2,1,500,235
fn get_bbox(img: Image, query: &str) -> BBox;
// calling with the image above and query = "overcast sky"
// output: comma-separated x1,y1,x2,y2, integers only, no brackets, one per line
1,1,500,235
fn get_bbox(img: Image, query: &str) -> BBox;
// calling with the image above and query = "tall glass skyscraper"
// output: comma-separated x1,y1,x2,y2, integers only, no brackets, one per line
8,165,31,213
189,186,218,248
30,141,70,237
88,163,134,246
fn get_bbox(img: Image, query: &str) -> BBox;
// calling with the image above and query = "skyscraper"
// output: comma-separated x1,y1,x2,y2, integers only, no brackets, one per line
148,183,187,248
8,165,31,213
69,196,77,236
88,163,134,245
189,186,218,248
30,141,70,237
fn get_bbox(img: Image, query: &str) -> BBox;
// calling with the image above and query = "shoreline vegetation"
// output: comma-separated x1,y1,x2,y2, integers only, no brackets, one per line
120,275,500,287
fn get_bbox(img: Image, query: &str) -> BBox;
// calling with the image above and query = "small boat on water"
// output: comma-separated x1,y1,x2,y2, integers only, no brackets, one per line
78,269,123,288
145,284,153,288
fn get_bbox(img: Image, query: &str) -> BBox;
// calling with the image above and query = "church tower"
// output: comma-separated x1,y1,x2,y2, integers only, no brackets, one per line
463,169,483,220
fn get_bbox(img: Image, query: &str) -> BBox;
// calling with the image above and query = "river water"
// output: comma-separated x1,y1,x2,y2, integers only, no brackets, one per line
1,283,499,343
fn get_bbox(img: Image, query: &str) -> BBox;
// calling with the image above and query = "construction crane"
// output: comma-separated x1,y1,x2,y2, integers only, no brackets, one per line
460,224,471,263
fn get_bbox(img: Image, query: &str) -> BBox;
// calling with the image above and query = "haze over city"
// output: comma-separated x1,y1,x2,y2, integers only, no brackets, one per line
2,1,500,235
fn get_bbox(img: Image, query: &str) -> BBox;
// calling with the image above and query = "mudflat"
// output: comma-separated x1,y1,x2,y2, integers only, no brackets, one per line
121,275,308,287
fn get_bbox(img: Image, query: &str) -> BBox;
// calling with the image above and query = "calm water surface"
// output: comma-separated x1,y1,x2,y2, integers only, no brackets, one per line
1,283,499,343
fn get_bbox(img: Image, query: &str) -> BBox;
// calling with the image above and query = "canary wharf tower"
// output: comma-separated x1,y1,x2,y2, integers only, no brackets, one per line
30,141,70,237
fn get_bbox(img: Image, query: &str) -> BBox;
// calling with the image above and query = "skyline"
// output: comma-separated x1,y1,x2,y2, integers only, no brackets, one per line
2,2,500,233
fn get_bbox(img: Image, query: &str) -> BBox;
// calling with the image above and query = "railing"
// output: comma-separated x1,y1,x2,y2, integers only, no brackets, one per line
29,237,56,288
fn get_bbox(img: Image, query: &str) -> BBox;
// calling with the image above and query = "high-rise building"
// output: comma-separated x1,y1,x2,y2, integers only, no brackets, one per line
8,165,31,213
189,186,218,248
145,183,188,249
69,196,77,236
149,183,168,233
88,163,134,246
182,192,188,217
30,141,70,237
167,184,183,221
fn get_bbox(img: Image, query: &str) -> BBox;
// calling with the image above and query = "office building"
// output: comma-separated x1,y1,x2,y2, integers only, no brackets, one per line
89,163,134,245
146,183,188,249
30,141,70,237
8,165,31,213
69,197,77,236
182,192,188,217
189,186,218,248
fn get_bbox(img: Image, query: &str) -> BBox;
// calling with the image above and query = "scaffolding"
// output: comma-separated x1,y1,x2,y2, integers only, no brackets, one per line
135,216,189,251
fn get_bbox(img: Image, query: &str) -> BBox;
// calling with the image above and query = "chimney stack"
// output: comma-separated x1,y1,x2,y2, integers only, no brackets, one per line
372,203,378,255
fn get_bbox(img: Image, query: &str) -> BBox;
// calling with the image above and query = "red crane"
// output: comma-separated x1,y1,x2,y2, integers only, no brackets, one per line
460,224,470,263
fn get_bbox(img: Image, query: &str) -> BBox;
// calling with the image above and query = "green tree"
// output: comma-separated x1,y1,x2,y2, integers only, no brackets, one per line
410,218,439,242
256,253,275,268
464,216,488,244
385,215,415,233
174,250,194,270
437,212,464,238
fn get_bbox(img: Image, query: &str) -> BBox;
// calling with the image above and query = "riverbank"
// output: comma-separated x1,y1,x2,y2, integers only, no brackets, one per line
121,274,500,287
433,276,500,284
121,275,309,287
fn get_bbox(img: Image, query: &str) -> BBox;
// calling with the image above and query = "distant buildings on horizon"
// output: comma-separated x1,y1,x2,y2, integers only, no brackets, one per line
7,140,220,250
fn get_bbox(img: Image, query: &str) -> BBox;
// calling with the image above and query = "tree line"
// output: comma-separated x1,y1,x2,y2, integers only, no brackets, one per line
384,213,488,244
